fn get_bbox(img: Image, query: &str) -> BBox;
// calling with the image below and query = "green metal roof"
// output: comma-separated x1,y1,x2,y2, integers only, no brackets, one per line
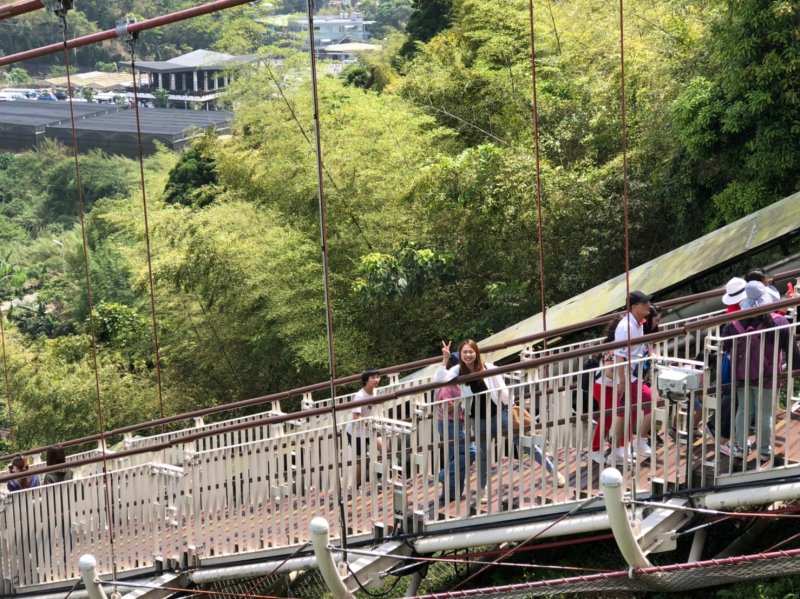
479,190,800,364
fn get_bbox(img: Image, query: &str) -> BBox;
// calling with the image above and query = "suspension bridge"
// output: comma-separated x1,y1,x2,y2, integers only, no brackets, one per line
3,0,800,597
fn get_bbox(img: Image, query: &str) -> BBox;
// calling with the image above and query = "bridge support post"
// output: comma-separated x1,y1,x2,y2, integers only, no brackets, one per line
310,517,353,599
600,468,651,569
688,528,707,563
78,555,108,599
405,571,423,597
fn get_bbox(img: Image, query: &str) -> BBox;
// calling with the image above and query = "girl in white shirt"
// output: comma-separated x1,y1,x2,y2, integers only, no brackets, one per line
435,339,564,494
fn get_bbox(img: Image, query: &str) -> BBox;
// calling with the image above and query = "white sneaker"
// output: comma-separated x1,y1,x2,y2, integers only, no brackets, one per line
611,446,633,464
720,442,744,458
634,438,652,458
589,450,606,464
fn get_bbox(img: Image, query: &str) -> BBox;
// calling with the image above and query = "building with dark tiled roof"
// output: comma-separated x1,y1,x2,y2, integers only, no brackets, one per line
127,49,258,109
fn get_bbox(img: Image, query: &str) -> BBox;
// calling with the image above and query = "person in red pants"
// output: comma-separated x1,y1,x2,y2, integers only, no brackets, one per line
590,291,654,465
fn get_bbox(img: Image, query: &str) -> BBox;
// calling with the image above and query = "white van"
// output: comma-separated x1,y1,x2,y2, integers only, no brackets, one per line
0,91,26,101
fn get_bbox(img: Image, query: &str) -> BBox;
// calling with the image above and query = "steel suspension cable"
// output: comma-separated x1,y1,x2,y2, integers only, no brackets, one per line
332,546,610,573
126,28,165,421
765,530,800,553
108,580,284,599
412,547,800,599
0,303,13,441
617,0,639,501
305,0,348,554
56,5,119,582
0,0,254,67
452,494,600,590
527,0,548,346
446,5,566,589
629,501,800,520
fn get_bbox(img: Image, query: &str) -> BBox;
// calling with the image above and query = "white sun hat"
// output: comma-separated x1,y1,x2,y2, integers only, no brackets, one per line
722,277,747,306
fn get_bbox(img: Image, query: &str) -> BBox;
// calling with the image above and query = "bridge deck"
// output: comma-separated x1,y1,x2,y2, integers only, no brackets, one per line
5,319,800,594
10,410,800,595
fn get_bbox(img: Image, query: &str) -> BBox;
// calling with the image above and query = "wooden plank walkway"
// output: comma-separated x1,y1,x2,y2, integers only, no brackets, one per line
11,412,800,590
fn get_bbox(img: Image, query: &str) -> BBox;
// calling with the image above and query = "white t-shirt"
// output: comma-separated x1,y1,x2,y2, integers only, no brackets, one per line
346,388,373,439
601,313,646,384
613,313,646,359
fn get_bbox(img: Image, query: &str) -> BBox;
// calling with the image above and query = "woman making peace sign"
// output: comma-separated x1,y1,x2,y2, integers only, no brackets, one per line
434,340,564,500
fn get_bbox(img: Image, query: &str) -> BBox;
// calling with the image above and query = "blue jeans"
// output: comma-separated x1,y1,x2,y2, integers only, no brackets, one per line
734,385,773,456
473,403,555,489
437,420,475,500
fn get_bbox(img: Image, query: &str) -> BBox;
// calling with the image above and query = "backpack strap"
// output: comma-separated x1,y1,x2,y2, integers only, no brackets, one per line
730,320,746,335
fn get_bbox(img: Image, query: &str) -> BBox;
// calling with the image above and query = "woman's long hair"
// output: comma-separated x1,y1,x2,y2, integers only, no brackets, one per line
459,339,484,373
603,319,617,343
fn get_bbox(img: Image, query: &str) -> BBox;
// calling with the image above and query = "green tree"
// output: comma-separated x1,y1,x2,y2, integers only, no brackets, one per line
672,0,800,226
214,12,266,54
401,0,454,56
153,88,169,108
4,67,32,85
163,136,220,208
149,201,336,403
0,9,105,69
6,332,167,448
95,61,118,73
42,150,136,224
361,0,414,37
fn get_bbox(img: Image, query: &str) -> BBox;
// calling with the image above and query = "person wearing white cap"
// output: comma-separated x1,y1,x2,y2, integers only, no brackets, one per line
711,277,746,455
720,281,798,461
722,277,747,311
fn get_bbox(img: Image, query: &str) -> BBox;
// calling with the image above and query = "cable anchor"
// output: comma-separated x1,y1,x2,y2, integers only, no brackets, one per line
116,16,138,45
42,0,73,17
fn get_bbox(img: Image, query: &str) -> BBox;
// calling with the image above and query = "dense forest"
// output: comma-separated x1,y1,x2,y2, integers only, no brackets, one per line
1,0,800,596
0,0,798,453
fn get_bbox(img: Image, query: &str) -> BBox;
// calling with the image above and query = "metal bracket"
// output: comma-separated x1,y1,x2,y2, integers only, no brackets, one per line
42,0,73,17
636,498,692,555
116,17,138,43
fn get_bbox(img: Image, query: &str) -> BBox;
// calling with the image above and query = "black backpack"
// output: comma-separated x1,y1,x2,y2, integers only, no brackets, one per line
575,356,600,413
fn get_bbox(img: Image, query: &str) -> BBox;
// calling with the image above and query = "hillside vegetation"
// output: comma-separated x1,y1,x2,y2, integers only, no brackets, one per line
0,0,798,455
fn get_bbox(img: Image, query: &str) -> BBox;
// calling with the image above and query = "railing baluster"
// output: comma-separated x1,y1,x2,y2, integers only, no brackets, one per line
5,310,800,590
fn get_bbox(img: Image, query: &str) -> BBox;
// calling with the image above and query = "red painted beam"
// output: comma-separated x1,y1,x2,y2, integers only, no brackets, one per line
0,0,252,66
4,264,800,463
3,292,800,483
0,0,43,21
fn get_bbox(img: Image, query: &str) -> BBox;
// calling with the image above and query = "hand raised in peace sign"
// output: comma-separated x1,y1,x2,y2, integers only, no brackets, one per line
441,340,451,365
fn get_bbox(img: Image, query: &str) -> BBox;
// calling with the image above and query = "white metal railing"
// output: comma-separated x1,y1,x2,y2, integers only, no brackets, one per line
302,373,433,425
704,318,799,481
0,463,184,588
70,375,436,477
0,416,414,589
68,309,725,479
520,309,726,362
518,310,724,388
4,311,798,591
